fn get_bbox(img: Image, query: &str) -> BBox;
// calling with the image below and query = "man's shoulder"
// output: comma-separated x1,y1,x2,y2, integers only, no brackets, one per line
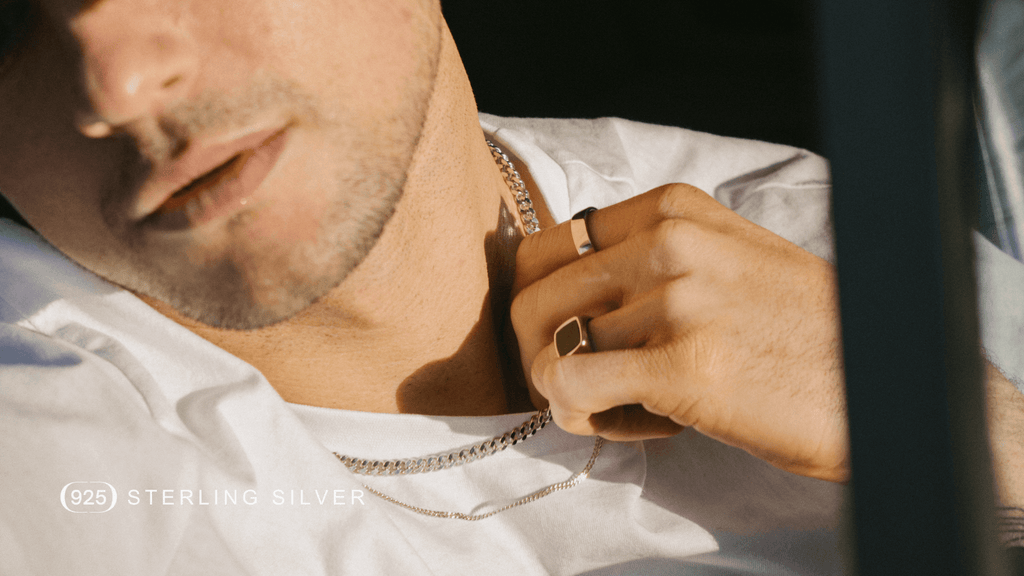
480,114,835,260
479,114,830,205
478,113,829,187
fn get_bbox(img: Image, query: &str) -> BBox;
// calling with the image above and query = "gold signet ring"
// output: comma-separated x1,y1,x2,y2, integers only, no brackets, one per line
570,207,598,256
554,316,594,357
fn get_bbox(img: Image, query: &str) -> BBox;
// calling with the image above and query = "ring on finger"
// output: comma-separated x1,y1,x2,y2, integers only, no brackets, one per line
570,207,598,256
554,315,595,357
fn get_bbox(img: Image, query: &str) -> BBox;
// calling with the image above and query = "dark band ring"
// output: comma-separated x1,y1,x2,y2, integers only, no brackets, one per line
554,316,595,357
570,207,598,256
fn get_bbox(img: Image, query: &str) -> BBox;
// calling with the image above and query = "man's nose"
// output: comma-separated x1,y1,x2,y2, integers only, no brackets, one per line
73,11,198,138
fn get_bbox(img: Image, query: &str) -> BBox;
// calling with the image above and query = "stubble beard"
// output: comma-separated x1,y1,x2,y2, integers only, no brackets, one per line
157,157,412,330
114,43,441,330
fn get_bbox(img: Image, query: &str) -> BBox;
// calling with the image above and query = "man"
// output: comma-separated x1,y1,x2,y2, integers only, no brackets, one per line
0,0,1021,574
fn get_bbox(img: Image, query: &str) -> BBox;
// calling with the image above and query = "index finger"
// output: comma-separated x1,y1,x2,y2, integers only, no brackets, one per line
512,183,710,296
513,190,650,296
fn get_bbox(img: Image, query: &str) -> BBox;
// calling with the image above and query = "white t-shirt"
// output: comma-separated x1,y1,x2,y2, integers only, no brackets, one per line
1,115,1020,575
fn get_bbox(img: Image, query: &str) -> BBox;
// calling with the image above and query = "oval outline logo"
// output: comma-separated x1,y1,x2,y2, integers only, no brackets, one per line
60,481,117,513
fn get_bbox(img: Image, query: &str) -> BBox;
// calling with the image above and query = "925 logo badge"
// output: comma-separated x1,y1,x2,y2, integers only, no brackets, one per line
61,482,118,513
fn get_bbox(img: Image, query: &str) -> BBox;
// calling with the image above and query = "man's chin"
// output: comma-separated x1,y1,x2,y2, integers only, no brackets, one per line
176,292,316,331
151,270,340,330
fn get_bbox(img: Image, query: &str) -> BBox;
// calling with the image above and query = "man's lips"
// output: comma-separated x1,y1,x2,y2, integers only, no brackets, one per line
134,126,290,229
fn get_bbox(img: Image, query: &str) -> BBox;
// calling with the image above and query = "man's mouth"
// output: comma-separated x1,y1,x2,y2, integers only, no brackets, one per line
138,126,290,230
153,152,249,215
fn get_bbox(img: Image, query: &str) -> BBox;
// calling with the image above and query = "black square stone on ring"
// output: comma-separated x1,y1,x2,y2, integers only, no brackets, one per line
555,316,593,357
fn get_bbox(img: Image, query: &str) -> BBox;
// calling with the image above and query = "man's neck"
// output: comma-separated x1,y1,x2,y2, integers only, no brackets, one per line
142,26,547,416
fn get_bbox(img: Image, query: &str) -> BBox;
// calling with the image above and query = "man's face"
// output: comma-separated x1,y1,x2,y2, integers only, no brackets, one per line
0,0,442,328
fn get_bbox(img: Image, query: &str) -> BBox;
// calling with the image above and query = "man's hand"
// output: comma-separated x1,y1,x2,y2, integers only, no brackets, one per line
510,184,850,482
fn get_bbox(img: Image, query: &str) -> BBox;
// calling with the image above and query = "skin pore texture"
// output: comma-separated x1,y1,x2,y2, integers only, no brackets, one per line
1,0,1022,496
157,32,548,415
141,31,543,415
0,0,546,415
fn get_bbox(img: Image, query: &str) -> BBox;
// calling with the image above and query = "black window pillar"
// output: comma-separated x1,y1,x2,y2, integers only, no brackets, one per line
817,0,1008,574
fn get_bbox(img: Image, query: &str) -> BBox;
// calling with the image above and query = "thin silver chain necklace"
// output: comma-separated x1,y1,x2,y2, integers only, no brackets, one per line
331,140,604,520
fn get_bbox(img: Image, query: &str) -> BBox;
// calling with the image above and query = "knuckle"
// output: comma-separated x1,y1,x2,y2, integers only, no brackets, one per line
548,357,595,413
647,219,695,274
543,380,574,417
652,217,691,247
530,357,551,396
653,183,706,219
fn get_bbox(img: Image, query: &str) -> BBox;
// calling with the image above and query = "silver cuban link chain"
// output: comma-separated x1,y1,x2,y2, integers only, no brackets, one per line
333,409,552,475
331,139,603,520
487,140,541,234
